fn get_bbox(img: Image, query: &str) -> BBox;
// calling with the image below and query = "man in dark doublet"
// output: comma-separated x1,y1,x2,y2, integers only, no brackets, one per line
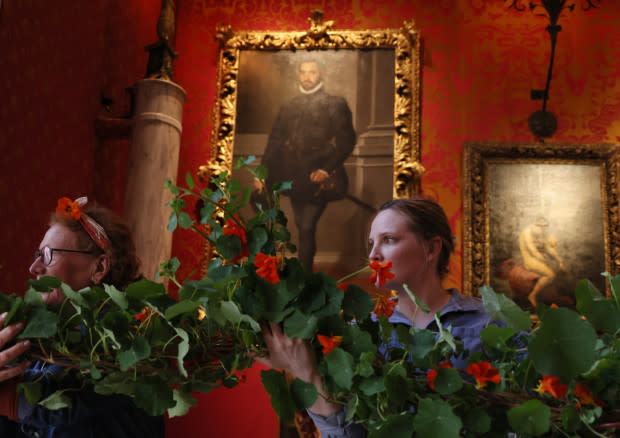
259,59,356,271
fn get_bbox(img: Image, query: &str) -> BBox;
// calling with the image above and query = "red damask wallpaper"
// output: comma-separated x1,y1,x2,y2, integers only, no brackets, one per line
168,1,620,437
1,0,619,437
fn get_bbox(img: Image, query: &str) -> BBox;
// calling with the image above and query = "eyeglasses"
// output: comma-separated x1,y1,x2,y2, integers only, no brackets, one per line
34,246,94,266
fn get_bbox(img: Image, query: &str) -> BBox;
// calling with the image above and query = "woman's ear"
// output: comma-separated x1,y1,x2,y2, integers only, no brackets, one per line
91,254,111,285
425,236,443,263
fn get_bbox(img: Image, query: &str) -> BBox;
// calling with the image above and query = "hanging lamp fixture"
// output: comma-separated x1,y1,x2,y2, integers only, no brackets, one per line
506,0,601,139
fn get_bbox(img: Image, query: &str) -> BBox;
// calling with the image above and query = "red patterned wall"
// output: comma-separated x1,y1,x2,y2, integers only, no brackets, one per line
1,0,619,437
169,1,620,437
0,0,161,294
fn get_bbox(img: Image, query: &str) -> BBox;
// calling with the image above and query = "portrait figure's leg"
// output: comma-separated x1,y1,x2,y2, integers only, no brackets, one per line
291,198,327,271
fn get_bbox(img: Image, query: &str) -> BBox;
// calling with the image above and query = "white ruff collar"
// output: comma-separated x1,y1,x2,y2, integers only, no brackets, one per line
298,81,324,95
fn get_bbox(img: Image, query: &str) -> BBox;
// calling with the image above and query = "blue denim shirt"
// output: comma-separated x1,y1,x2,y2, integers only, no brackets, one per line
307,289,493,438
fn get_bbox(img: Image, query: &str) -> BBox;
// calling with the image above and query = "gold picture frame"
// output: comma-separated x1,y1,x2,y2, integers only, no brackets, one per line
197,12,423,274
463,142,620,309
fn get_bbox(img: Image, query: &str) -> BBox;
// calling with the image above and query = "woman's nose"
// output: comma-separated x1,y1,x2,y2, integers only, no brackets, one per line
368,244,381,261
29,257,45,277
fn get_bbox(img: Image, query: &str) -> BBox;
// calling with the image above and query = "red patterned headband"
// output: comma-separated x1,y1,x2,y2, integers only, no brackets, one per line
56,197,110,252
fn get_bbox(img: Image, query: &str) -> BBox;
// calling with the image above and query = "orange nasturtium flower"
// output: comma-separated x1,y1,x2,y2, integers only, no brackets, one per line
373,294,398,318
317,334,343,354
534,375,568,399
222,214,249,262
254,252,281,284
466,361,502,389
56,197,82,220
426,362,452,392
135,307,154,325
369,260,395,287
337,283,349,293
574,383,605,409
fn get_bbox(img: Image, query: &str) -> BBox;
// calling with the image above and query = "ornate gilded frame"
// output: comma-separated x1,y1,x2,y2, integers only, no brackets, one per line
197,11,423,198
463,142,620,302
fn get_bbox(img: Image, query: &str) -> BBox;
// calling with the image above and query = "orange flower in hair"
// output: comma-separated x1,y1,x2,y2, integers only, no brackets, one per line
372,294,397,318
317,334,342,354
534,375,568,399
369,260,395,287
56,197,82,220
254,252,281,284
466,361,501,389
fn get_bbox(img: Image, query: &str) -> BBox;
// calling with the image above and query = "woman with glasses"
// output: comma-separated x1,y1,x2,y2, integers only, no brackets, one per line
0,197,165,437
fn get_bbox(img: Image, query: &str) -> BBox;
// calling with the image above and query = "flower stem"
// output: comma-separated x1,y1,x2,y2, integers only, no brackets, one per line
337,265,370,283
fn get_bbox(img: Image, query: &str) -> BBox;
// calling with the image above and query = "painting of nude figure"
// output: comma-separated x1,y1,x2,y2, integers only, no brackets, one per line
462,142,620,312
488,163,605,310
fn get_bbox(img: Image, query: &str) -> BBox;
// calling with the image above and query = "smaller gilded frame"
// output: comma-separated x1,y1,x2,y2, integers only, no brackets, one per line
463,142,620,310
198,13,423,275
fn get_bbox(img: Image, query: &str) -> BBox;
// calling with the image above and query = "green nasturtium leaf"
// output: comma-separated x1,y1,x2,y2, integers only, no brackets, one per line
118,337,151,371
384,363,411,406
507,400,551,436
19,307,58,338
260,369,296,422
175,327,190,378
165,300,198,320
480,285,531,332
359,375,385,396
80,359,102,380
404,284,430,313
342,325,376,358
216,234,243,261
125,279,166,300
396,326,436,360
412,398,462,438
433,367,463,395
27,276,61,292
283,310,317,339
39,390,72,410
561,405,581,432
60,283,89,308
23,288,45,307
324,348,355,391
369,413,415,438
575,279,620,333
480,325,516,351
341,285,374,321
168,389,197,418
247,227,269,255
167,212,178,232
104,284,128,310
290,378,318,409
463,407,491,434
94,373,134,397
528,307,597,382
134,376,176,416
18,381,42,404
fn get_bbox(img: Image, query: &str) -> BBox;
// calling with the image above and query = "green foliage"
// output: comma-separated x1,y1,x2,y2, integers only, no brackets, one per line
5,163,620,436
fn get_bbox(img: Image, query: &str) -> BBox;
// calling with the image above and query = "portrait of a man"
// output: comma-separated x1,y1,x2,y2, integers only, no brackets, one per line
234,49,395,274
255,58,356,270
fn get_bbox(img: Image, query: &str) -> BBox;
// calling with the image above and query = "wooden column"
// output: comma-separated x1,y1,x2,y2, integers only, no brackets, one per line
123,78,186,279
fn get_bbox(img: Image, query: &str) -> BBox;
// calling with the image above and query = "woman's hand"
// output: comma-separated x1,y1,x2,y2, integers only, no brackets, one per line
0,313,31,383
253,321,343,418
253,322,317,382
